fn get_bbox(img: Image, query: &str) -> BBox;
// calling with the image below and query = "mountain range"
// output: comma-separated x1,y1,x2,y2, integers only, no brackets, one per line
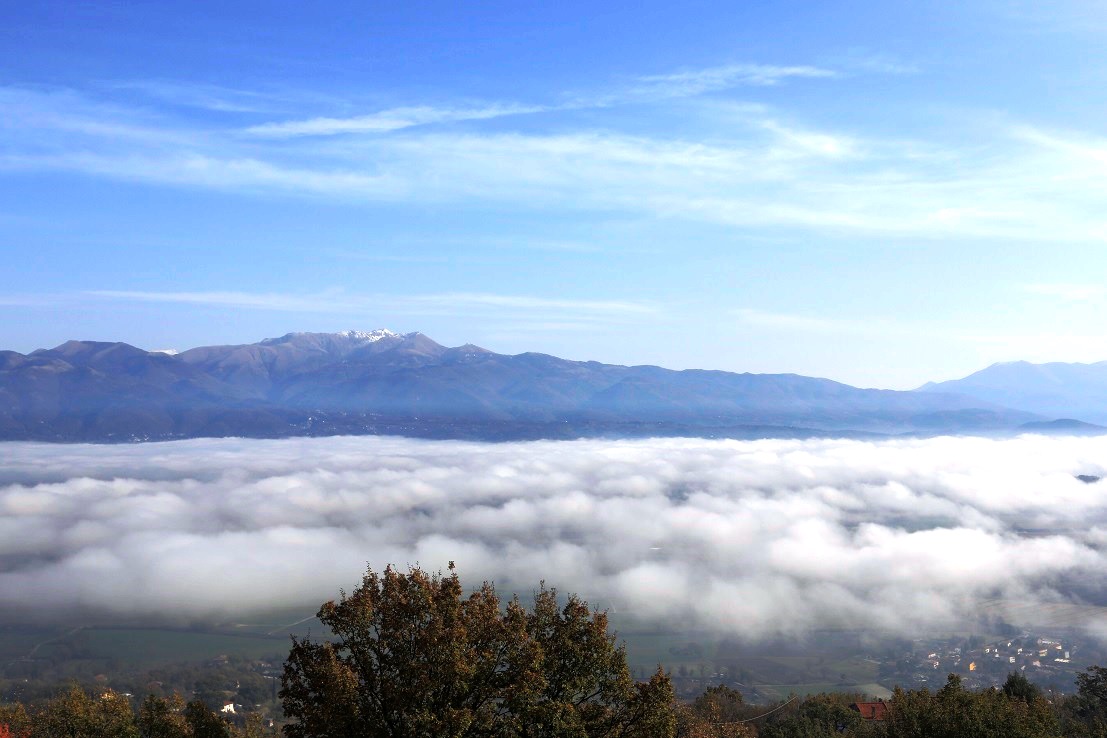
0,329,1102,442
920,360,1107,426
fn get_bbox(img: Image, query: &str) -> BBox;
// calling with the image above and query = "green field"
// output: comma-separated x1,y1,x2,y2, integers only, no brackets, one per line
0,615,909,704
0,619,324,676
60,629,288,667
0,626,70,662
611,619,891,700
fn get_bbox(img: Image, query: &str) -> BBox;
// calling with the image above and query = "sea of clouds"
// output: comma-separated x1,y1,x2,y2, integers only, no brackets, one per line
1,434,1106,638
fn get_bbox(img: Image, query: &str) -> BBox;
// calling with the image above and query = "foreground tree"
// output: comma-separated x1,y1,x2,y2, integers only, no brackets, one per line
0,703,30,738
1058,665,1107,737
181,701,237,738
759,693,873,738
675,686,752,738
885,673,1058,738
30,686,139,738
137,694,190,738
136,694,243,738
1004,671,1043,705
280,564,675,738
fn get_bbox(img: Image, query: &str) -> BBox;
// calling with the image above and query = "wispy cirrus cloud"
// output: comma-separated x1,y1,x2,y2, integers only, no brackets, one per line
833,51,921,76
759,119,857,159
406,292,656,315
632,63,837,96
101,80,294,114
244,62,836,139
89,289,336,312
0,151,402,198
246,102,549,138
5,76,1107,243
1011,125,1107,166
0,86,200,146
6,114,1102,241
88,289,657,322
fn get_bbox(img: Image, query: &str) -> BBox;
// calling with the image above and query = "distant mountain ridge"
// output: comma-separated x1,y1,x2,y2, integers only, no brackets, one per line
0,330,1067,442
920,360,1107,425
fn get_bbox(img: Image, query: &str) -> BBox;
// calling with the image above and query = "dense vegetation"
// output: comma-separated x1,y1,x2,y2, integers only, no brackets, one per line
6,566,1107,737
281,564,674,737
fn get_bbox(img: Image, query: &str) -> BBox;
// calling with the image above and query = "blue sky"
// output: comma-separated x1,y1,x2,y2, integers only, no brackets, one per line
3,1,1107,388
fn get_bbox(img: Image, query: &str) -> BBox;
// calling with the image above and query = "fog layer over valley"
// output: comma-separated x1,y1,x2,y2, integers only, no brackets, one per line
2,435,1105,638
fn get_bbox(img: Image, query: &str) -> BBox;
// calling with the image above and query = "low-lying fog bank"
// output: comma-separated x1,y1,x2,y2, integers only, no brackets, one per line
1,434,1106,639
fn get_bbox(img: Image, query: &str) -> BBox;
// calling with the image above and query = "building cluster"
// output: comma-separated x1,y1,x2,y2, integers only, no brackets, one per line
893,632,1083,691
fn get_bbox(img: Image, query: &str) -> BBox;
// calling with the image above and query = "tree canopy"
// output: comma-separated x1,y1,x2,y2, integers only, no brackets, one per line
279,563,675,738
883,673,1059,738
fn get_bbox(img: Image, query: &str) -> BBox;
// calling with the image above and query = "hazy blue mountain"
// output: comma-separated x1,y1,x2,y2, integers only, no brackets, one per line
0,340,296,441
0,331,1044,442
920,360,1107,424
1020,418,1107,436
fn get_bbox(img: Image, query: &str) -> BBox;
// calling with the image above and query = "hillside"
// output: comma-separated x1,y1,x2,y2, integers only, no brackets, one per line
0,330,1042,442
920,360,1107,425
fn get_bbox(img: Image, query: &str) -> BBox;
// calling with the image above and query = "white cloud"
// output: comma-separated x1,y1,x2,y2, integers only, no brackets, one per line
759,119,857,159
242,61,835,139
88,289,657,322
102,80,294,114
88,289,353,312
1011,126,1107,168
246,103,548,138
1,435,1106,639
633,63,837,96
406,292,656,315
5,82,1107,242
832,51,921,76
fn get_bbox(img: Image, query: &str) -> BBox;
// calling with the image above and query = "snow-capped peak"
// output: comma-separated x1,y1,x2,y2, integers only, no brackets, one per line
258,329,405,348
339,329,401,342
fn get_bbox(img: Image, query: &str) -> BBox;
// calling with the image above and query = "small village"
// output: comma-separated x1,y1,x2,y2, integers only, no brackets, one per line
890,631,1101,694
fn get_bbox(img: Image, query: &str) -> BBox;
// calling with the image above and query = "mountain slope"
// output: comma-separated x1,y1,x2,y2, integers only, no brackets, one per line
0,331,1044,442
0,341,301,440
920,360,1107,424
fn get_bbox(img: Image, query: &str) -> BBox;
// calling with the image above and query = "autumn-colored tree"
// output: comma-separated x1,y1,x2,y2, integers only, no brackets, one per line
182,701,237,738
138,694,190,738
0,703,30,738
29,686,139,738
280,564,675,738
237,715,272,738
134,694,243,738
675,686,752,738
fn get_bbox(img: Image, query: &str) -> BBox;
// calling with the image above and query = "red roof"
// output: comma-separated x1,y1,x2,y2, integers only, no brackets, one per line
850,701,888,720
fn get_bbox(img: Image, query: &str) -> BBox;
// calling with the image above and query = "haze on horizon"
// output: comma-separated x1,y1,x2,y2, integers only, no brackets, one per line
4,2,1107,388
